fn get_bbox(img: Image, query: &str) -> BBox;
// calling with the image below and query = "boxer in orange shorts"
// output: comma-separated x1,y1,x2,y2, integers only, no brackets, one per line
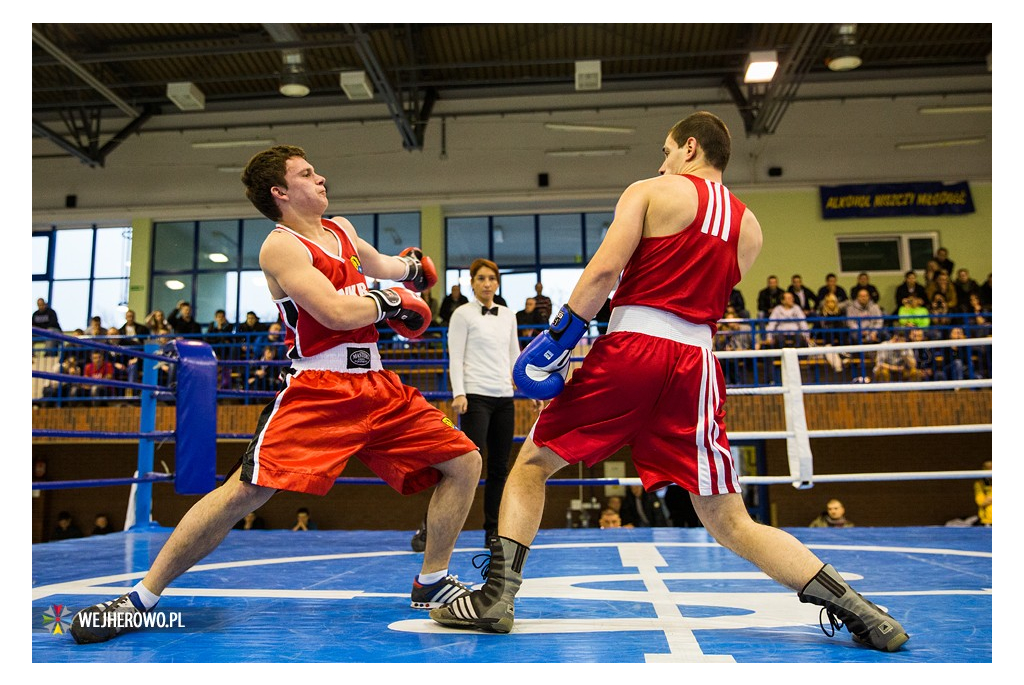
72,146,482,644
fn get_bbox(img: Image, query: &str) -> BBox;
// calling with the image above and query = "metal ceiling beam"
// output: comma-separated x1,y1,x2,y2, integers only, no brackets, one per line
344,23,423,151
32,27,139,119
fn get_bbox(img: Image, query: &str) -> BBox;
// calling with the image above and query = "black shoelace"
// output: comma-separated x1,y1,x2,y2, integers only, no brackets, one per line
471,552,491,580
818,607,844,637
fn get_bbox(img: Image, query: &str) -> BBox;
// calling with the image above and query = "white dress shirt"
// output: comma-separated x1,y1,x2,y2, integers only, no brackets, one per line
447,300,520,398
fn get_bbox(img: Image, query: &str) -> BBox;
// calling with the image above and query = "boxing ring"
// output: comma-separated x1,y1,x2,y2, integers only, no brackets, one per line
31,330,993,664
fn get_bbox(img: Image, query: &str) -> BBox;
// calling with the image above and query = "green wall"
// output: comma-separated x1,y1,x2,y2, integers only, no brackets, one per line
736,183,992,312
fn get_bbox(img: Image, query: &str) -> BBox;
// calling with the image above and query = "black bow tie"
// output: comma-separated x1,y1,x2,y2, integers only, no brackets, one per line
482,306,499,316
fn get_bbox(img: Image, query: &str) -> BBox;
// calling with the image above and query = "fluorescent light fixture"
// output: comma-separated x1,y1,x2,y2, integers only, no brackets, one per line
918,105,992,115
208,253,229,263
575,60,602,91
280,52,310,97
340,71,374,100
895,138,987,151
545,123,635,134
744,50,778,84
165,279,186,291
192,139,275,150
216,166,246,173
545,147,629,157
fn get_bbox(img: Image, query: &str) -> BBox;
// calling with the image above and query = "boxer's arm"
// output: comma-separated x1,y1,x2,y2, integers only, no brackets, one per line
259,230,378,331
330,215,408,281
566,181,646,320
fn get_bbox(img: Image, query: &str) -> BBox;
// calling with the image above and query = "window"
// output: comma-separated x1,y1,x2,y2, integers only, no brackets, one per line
836,233,938,275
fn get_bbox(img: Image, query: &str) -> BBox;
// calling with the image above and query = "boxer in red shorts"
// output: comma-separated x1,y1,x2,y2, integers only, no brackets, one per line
431,112,908,653
72,145,482,644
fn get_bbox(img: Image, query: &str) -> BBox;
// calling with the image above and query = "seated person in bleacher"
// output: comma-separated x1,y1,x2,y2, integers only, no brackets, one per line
842,289,884,344
763,292,812,348
872,330,918,382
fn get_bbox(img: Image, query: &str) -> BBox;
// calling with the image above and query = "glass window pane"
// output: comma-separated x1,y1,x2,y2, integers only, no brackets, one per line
196,272,238,325
90,279,128,330
346,214,374,243
377,212,420,253
51,280,90,331
33,234,50,276
150,273,194,320
53,229,94,279
908,237,937,270
242,219,275,269
198,220,240,270
493,215,536,267
585,212,613,260
447,217,489,268
33,281,51,309
238,270,279,324
153,222,195,271
539,214,584,264
93,227,132,278
539,267,584,311
498,271,538,314
838,238,901,273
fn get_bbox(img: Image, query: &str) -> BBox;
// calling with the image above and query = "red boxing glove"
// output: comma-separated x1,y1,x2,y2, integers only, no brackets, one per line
364,287,432,339
398,247,438,293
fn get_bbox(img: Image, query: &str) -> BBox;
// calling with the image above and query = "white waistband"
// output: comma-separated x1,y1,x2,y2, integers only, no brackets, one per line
290,342,383,373
607,305,712,350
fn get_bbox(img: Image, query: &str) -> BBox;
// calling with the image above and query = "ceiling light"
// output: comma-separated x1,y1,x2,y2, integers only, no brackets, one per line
744,50,778,84
575,60,602,91
340,71,374,100
545,147,629,157
918,105,992,115
191,139,275,150
166,81,206,111
826,24,862,72
895,138,987,151
280,52,310,98
208,253,229,263
165,280,186,291
545,123,635,134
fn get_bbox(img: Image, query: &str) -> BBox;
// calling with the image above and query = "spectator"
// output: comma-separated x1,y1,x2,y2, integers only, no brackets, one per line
168,301,203,337
756,275,784,318
247,345,285,392
809,499,854,528
873,329,919,382
849,272,880,304
206,309,235,351
962,292,991,337
145,310,170,336
604,495,623,517
978,273,992,307
908,327,943,381
233,511,267,530
83,350,116,402
598,508,623,529
664,484,702,528
51,511,84,541
91,514,113,536
787,274,818,315
763,291,811,348
118,309,150,347
925,270,958,311
927,293,952,339
893,271,926,315
620,484,669,528
532,282,553,323
973,460,992,526
843,289,884,344
84,316,105,338
952,269,981,311
715,305,753,383
728,287,749,318
236,311,268,359
422,287,441,328
896,295,930,329
259,321,286,359
812,293,847,373
923,258,942,286
934,247,955,277
33,298,61,331
438,285,468,327
515,297,546,348
941,327,974,380
816,273,848,305
291,507,318,531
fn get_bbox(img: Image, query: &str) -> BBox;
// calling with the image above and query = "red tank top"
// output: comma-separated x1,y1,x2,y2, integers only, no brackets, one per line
273,218,377,359
610,174,745,335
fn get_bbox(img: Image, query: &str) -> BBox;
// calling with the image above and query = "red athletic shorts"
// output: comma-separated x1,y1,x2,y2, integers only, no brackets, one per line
532,331,741,496
240,368,477,496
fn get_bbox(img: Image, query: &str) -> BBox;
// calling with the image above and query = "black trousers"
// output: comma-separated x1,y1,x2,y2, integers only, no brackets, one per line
460,394,516,533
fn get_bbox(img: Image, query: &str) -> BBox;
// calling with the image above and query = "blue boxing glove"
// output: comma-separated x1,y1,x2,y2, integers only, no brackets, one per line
513,304,589,400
